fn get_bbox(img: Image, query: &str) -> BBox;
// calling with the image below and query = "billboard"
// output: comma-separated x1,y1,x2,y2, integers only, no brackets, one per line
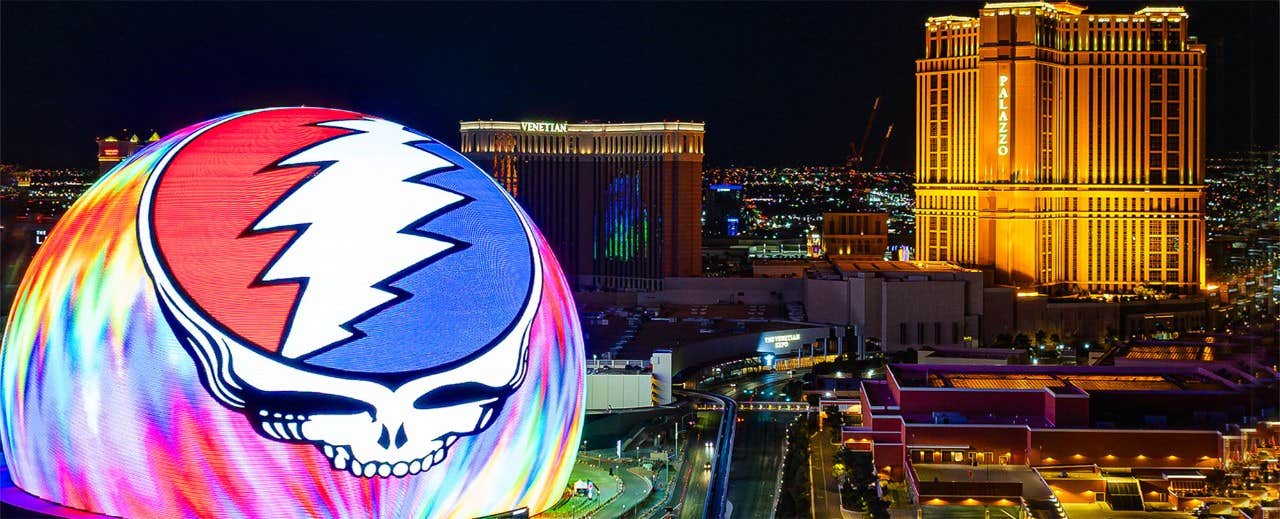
1,107,585,518
756,327,833,355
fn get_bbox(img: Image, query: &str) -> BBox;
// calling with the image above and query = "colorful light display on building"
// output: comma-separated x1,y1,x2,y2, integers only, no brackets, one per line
1,107,585,518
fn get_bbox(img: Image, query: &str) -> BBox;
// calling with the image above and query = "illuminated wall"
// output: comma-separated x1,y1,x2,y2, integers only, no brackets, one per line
602,173,650,262
821,212,889,259
459,120,705,291
1,107,585,519
915,2,1207,294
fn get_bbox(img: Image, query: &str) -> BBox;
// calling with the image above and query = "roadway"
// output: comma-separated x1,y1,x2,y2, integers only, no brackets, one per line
716,370,796,400
711,370,804,519
700,391,736,519
808,424,845,519
727,410,797,519
649,369,802,519
642,401,720,519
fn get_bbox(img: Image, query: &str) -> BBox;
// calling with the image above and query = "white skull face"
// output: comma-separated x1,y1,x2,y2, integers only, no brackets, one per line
200,307,532,477
136,111,545,479
146,230,541,478
154,259,539,478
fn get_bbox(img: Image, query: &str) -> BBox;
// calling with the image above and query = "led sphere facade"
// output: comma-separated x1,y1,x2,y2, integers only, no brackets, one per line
1,107,585,518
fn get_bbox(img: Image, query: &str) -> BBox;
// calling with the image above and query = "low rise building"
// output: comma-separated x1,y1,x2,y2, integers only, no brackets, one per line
851,363,1277,511
821,212,888,260
805,260,984,352
584,351,675,412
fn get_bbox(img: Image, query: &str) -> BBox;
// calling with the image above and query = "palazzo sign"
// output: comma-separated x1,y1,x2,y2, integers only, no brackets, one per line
997,74,1010,156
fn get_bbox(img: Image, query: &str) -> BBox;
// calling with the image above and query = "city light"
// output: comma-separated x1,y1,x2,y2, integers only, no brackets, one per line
1,1,1275,517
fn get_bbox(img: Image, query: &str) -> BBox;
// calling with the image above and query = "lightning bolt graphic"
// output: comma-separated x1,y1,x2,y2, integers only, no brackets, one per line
253,118,465,359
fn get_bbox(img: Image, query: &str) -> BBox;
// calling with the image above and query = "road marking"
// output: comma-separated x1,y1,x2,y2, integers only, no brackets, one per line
809,431,819,518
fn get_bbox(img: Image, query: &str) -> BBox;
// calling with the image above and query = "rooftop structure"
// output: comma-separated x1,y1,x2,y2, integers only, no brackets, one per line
832,260,980,275
893,364,1234,394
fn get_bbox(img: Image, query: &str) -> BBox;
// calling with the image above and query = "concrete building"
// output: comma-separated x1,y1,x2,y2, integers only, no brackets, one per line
651,350,673,405
460,120,704,291
821,212,888,260
914,1,1208,295
583,350,676,412
805,261,985,352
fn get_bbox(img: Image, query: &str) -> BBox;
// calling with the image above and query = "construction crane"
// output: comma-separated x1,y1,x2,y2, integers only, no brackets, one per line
847,97,881,169
873,124,894,171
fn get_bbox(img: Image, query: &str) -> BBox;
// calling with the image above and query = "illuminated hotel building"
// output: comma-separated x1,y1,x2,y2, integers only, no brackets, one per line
914,2,1207,294
96,131,158,176
460,121,704,290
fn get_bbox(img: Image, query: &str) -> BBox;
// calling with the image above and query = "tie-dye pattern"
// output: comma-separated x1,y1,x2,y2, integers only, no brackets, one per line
1,111,585,518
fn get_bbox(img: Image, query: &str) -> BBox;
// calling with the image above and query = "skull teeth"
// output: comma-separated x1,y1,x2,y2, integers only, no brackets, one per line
254,410,309,441
318,443,454,478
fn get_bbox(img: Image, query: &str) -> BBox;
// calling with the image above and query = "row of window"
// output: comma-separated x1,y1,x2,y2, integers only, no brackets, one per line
897,321,962,346
459,131,704,155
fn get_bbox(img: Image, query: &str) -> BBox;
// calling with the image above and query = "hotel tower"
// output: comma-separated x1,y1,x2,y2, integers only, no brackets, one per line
914,1,1207,295
460,121,704,290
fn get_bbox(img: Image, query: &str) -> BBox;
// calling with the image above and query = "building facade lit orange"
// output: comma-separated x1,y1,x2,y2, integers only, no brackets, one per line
914,2,1207,295
822,212,889,260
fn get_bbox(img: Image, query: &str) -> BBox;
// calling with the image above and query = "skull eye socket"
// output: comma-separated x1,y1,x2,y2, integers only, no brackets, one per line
413,382,508,410
245,390,377,417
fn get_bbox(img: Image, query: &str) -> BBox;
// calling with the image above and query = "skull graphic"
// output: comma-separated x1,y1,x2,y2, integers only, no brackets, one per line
136,108,543,478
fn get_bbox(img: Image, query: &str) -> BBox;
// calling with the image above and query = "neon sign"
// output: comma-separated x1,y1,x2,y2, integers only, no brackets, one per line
1,107,585,518
997,74,1010,156
765,333,803,349
520,121,567,133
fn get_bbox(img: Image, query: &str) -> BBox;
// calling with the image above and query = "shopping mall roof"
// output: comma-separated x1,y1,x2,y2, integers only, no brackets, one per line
890,364,1234,394
833,260,979,274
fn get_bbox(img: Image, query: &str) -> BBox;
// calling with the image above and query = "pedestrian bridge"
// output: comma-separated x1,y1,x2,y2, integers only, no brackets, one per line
695,401,812,413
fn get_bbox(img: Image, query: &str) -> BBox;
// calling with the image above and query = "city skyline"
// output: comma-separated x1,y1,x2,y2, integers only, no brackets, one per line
1,1,1277,170
1,2,1276,518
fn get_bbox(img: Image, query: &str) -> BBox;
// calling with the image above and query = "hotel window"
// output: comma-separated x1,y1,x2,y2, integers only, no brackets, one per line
899,323,908,344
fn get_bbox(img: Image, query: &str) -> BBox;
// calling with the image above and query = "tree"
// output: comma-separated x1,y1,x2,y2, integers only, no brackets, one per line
1034,330,1048,346
1205,468,1227,494
831,462,848,485
993,334,1014,349
1015,333,1032,349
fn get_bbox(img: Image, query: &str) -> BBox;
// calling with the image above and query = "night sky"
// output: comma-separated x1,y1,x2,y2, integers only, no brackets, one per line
2,1,1276,170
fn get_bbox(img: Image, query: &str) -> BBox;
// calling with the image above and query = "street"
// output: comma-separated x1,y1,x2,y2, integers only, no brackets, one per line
809,425,845,519
711,370,804,519
726,410,795,519
641,409,719,519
